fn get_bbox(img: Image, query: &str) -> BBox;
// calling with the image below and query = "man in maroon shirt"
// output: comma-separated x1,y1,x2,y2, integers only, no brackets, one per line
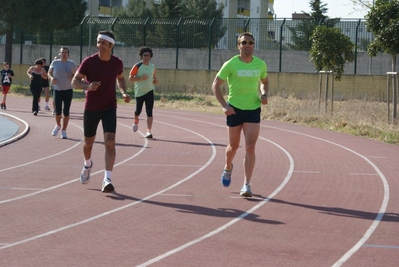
72,30,131,193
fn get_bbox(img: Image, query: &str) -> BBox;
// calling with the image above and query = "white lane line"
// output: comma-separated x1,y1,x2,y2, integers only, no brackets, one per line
264,125,390,267
229,196,266,200
0,122,147,204
363,244,399,249
293,171,320,173
0,122,83,173
136,137,295,267
0,121,216,250
124,163,203,167
350,173,379,176
0,187,43,191
160,194,194,197
0,112,30,147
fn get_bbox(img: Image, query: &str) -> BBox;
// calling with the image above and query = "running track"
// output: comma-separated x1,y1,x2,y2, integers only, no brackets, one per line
0,95,398,266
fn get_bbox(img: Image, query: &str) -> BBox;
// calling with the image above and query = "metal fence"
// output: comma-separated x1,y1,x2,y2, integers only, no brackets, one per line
7,16,382,73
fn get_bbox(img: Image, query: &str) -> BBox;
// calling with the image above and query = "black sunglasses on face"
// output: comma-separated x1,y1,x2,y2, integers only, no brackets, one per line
240,40,255,45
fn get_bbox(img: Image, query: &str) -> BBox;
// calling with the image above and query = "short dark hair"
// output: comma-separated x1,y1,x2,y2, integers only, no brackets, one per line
138,46,153,58
59,47,70,55
34,59,43,65
40,57,46,63
237,32,255,44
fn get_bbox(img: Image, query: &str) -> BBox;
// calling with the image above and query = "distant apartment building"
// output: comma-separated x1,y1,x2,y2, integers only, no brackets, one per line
84,0,163,16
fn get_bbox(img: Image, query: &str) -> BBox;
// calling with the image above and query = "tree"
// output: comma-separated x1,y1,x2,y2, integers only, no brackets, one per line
287,0,339,51
365,0,399,72
310,26,355,80
112,0,153,47
0,0,86,65
349,0,374,12
112,0,152,18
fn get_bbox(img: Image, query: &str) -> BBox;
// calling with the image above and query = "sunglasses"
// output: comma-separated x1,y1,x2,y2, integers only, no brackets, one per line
240,40,255,45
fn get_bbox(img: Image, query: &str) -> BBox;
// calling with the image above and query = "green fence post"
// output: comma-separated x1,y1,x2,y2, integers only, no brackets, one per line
208,18,215,70
80,16,89,63
176,17,182,69
49,31,53,62
354,19,361,74
279,18,286,72
20,31,23,64
143,17,149,46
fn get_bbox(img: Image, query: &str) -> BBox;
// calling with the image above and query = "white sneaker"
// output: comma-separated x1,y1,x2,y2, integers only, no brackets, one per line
45,106,50,111
132,122,139,132
80,161,93,184
61,130,67,139
102,178,115,193
240,183,252,197
52,125,60,136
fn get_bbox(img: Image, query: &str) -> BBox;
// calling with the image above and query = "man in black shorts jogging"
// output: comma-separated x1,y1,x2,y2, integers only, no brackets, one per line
72,30,131,193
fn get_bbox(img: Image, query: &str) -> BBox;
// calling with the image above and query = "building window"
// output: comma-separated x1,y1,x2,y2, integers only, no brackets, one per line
99,0,111,7
268,31,275,39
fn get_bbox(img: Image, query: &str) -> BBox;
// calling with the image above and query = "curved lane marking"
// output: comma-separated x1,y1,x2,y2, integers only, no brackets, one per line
146,113,390,266
263,126,389,267
0,122,215,250
0,112,30,147
136,136,294,267
0,122,147,203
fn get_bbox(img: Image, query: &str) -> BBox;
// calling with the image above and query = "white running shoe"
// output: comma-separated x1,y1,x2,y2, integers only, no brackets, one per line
80,162,93,184
145,132,153,139
52,125,61,136
132,122,139,132
61,130,67,139
240,183,252,197
102,178,115,193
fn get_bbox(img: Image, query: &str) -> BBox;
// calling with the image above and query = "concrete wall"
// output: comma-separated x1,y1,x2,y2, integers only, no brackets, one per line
11,64,388,100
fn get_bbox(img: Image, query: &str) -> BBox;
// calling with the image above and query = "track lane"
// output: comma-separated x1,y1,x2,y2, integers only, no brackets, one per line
0,95,397,266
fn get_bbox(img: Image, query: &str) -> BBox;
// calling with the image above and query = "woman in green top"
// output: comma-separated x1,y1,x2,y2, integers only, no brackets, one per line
212,32,269,197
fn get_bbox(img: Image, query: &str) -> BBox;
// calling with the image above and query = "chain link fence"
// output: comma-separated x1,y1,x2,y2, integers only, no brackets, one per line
4,16,389,74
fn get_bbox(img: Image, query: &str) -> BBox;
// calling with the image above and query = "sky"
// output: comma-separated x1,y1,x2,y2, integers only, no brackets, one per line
272,0,369,19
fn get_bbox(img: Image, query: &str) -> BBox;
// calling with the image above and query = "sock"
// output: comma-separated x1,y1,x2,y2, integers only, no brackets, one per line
45,102,49,106
84,159,92,168
134,119,139,124
104,170,112,180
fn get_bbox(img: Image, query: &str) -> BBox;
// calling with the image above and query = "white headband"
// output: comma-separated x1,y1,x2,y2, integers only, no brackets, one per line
97,34,115,44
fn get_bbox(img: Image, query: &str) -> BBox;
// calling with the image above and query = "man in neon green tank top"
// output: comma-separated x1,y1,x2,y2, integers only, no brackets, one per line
212,32,269,198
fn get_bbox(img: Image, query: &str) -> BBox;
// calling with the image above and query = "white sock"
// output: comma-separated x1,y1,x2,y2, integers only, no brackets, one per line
45,102,49,106
105,170,112,180
84,159,92,168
